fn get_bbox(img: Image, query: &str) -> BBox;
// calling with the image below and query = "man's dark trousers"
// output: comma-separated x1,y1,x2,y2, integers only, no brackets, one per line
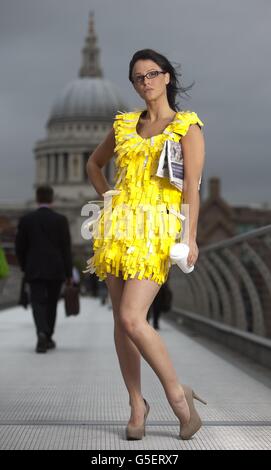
29,280,63,338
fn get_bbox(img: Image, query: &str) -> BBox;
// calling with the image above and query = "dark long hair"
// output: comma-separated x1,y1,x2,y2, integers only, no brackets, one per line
129,49,195,111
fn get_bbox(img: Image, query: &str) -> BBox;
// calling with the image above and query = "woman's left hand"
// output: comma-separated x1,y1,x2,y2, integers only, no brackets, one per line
187,239,199,267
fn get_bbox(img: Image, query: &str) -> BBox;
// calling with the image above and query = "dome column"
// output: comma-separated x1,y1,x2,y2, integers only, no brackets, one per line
69,153,83,183
58,154,64,183
49,154,55,183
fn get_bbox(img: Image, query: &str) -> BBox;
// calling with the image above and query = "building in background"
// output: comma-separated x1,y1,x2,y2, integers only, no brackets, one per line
198,177,271,245
34,11,126,203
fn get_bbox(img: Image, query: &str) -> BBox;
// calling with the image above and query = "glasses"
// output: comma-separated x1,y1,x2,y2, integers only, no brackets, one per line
132,70,167,85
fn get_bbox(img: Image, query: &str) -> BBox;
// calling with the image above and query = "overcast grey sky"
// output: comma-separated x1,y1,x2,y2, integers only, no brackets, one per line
0,0,270,206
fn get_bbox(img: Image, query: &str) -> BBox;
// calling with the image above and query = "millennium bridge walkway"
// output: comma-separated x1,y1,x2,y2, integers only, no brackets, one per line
0,225,271,450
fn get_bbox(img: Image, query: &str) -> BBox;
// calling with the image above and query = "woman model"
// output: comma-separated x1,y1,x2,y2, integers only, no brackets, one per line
85,49,206,440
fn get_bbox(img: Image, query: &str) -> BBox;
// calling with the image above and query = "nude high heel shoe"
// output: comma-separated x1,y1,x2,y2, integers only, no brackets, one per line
179,384,207,440
125,398,150,440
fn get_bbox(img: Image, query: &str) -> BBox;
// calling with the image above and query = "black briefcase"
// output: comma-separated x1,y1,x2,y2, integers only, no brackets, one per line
64,284,80,316
18,275,29,309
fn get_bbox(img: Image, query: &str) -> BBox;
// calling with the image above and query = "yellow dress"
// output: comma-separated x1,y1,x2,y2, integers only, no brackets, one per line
84,108,204,285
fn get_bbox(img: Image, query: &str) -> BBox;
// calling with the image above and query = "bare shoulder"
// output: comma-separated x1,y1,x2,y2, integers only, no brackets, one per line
182,123,203,141
181,123,205,156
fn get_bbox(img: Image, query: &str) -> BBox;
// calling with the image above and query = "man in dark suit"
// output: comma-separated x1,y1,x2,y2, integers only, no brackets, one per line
15,185,73,353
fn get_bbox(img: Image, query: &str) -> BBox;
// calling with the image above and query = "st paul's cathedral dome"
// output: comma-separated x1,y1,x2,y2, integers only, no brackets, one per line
34,12,128,208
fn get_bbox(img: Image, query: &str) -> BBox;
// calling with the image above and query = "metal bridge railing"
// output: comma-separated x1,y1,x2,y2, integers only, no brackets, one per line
170,224,271,338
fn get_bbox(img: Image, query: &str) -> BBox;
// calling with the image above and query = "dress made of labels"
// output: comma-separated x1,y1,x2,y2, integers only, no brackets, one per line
84,109,204,285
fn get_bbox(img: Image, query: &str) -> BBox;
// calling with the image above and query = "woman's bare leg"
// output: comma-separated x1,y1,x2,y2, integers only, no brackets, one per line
104,273,146,426
118,277,190,424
